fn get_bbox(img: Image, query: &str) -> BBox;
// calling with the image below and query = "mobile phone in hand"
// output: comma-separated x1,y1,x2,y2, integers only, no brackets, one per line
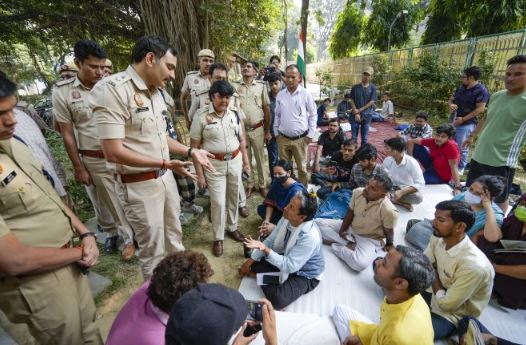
246,300,263,321
243,323,262,337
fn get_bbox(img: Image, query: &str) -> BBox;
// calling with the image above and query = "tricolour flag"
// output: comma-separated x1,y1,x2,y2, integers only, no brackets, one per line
297,29,306,80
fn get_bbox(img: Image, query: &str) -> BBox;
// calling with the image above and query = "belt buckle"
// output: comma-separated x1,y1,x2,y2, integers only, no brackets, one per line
224,153,233,161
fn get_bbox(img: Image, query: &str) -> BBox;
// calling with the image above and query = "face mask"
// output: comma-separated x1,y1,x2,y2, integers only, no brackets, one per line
463,190,482,205
274,174,288,184
514,205,526,222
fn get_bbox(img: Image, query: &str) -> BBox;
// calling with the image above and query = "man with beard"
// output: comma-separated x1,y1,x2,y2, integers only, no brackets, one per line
312,118,345,174
331,245,435,345
316,174,398,272
423,200,494,340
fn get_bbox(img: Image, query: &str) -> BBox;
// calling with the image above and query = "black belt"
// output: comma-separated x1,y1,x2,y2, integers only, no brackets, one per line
278,130,308,140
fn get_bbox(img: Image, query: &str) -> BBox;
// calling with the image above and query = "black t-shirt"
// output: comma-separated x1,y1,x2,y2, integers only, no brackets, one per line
331,150,358,181
318,130,345,157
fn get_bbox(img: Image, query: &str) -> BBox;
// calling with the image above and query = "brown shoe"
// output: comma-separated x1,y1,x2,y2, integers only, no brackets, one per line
121,243,136,261
227,230,245,242
239,206,249,218
213,240,223,257
259,187,268,198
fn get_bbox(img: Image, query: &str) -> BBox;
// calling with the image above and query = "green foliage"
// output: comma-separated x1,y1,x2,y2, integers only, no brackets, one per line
363,0,423,51
315,69,334,98
371,55,390,90
328,2,363,59
475,50,497,86
389,52,459,118
421,0,462,44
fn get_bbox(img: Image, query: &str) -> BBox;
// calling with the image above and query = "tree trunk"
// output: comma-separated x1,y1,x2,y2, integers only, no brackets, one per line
300,0,309,86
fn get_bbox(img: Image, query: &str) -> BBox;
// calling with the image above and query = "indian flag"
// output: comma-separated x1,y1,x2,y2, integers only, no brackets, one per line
297,29,306,80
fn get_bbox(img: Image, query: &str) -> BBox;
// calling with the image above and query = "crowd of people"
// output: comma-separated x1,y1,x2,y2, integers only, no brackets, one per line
0,32,525,345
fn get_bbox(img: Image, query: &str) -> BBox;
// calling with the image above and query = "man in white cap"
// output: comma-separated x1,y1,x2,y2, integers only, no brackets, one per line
180,49,215,128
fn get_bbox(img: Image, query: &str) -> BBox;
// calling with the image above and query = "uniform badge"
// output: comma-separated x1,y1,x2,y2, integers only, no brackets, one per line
206,115,214,124
134,93,144,107
72,90,81,99
194,79,199,84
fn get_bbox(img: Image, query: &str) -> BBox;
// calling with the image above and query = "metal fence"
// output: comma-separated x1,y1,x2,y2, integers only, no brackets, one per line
307,29,526,92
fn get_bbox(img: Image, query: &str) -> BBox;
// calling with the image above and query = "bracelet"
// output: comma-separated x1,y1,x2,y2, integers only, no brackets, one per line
79,232,96,240
161,159,167,170
187,147,193,157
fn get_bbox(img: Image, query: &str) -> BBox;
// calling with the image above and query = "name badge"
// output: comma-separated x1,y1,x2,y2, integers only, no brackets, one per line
136,107,150,113
1,171,17,187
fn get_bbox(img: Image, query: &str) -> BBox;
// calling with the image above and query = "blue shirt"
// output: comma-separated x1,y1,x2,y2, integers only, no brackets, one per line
251,219,325,279
349,83,377,120
317,104,328,124
269,91,277,138
452,83,490,125
453,192,504,237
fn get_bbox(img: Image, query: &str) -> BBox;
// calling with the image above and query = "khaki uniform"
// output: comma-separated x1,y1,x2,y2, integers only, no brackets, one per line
181,71,210,110
0,139,102,345
52,76,134,244
92,66,184,279
237,79,270,189
228,63,242,83
190,104,243,240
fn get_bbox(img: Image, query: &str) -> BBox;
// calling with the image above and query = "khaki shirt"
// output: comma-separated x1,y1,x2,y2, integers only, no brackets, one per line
0,139,73,248
52,76,101,150
91,65,170,174
190,104,241,154
188,87,245,122
228,64,242,83
349,188,398,240
236,79,269,126
181,71,210,99
425,236,494,325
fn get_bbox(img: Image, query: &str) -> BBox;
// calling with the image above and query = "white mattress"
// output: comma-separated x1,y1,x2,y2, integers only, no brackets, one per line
239,184,526,344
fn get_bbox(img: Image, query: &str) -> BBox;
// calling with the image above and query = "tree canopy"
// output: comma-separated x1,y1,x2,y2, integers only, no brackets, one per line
328,2,363,59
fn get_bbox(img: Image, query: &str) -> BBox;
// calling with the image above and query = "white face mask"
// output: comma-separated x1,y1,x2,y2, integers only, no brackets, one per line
464,190,482,205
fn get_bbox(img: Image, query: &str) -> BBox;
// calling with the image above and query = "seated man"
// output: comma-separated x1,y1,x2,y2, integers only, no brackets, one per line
407,124,461,191
316,174,399,271
399,111,433,139
240,191,324,310
349,143,389,189
166,283,278,345
317,98,332,126
106,251,213,345
371,92,394,122
383,137,425,211
336,93,352,121
312,118,345,173
311,139,358,200
423,200,494,340
332,245,435,345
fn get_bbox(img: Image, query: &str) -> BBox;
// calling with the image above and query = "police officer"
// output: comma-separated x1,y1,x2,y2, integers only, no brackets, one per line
180,49,214,128
237,61,271,198
92,35,214,279
0,71,102,344
189,62,250,217
53,40,136,259
190,80,251,257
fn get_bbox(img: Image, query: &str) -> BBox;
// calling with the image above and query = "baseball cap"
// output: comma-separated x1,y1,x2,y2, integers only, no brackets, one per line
198,49,215,59
363,66,374,76
165,283,248,345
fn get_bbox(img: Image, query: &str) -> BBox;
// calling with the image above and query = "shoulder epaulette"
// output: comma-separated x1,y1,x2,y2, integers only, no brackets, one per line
196,88,210,96
55,77,75,87
106,72,131,87
256,80,267,85
186,70,198,76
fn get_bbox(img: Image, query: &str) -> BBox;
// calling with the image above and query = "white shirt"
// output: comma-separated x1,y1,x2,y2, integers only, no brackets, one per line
273,85,317,138
382,154,425,191
381,100,394,118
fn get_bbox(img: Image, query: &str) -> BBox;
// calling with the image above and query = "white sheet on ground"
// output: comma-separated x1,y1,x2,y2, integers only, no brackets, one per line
239,184,526,344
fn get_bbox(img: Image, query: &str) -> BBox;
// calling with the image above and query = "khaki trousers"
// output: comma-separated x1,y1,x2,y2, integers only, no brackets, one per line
0,265,103,345
116,170,184,280
277,135,309,186
245,126,268,189
205,155,242,240
83,156,134,244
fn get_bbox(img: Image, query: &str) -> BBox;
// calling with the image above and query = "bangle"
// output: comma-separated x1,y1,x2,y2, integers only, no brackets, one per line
161,159,167,170
187,147,193,157
79,232,96,240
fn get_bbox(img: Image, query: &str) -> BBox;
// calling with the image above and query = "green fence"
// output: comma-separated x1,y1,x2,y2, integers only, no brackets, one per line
307,29,526,91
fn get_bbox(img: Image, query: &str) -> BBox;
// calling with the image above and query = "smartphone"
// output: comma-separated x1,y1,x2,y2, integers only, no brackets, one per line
243,323,262,337
262,275,280,285
246,300,263,321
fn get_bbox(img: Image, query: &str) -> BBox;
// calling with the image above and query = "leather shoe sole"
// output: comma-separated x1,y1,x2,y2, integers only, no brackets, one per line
227,230,245,242
213,240,223,257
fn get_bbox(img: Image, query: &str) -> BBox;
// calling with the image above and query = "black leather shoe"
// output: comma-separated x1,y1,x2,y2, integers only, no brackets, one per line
104,236,118,254
213,240,223,257
227,230,245,242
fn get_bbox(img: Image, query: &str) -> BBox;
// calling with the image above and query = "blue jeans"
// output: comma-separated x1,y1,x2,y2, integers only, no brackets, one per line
267,137,278,178
370,111,385,122
412,144,447,184
350,116,371,145
454,123,475,170
316,186,333,199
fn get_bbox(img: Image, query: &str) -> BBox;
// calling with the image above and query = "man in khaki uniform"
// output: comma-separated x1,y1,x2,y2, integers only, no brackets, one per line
237,61,271,197
227,53,242,83
53,40,135,259
181,49,214,128
0,71,102,344
190,62,250,217
191,80,251,257
92,35,214,279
